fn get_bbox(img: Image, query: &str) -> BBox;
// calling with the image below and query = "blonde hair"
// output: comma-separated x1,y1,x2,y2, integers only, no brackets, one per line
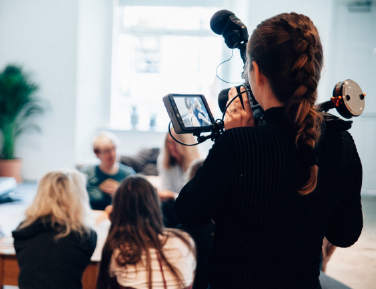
93,131,120,154
163,130,200,172
19,169,92,239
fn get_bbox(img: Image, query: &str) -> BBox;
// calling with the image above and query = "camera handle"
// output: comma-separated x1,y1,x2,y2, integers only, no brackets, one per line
193,120,224,143
167,120,224,146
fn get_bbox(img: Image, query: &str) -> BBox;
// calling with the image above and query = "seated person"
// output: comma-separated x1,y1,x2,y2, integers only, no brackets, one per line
80,131,135,210
12,170,97,289
96,175,196,289
157,130,200,227
157,130,200,199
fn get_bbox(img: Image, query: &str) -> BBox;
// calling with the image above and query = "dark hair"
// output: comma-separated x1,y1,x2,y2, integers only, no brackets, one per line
248,12,323,195
96,175,195,289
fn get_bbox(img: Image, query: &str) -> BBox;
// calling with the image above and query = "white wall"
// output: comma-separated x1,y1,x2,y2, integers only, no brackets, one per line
0,0,114,179
0,0,79,179
75,0,113,163
327,1,376,194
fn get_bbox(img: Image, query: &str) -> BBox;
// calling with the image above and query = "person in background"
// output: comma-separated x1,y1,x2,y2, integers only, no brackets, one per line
80,131,135,210
97,175,196,289
178,158,215,289
12,170,97,289
157,130,200,200
157,130,200,227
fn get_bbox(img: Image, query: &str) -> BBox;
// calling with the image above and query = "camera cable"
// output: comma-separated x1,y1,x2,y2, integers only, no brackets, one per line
216,43,243,85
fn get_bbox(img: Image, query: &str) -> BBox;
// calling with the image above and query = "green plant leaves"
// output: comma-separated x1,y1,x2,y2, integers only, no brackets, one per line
0,65,47,159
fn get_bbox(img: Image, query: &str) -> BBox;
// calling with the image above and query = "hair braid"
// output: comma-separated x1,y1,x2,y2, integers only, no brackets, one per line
284,16,323,194
248,12,324,195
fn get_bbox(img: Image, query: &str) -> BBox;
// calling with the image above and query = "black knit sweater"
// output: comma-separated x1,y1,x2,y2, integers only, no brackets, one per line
13,219,97,289
175,107,363,289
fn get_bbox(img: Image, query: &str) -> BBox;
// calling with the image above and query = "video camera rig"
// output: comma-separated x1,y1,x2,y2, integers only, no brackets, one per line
163,10,365,145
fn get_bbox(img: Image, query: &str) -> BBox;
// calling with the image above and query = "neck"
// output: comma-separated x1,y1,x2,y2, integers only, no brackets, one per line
260,90,284,111
99,162,118,174
263,100,284,111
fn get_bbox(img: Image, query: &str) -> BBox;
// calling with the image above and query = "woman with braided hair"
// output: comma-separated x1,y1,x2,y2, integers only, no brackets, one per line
175,12,362,289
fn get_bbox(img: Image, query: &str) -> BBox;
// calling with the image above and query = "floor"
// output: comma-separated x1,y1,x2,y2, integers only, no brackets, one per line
325,195,376,289
1,183,376,289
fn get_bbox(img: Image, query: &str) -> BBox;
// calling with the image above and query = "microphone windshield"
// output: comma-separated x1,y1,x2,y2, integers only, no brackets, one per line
210,10,235,35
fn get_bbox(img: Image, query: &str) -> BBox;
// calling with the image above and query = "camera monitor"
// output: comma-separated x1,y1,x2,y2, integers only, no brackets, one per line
163,94,215,134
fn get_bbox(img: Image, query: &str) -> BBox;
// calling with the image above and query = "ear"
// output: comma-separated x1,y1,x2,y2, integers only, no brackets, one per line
252,61,264,87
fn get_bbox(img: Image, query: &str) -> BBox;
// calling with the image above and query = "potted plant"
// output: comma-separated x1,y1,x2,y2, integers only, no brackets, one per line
0,65,47,182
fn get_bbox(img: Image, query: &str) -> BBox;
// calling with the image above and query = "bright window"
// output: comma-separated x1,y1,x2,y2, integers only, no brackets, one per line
111,5,223,131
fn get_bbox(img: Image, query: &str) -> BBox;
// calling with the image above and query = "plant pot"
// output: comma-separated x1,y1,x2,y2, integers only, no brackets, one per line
0,159,22,183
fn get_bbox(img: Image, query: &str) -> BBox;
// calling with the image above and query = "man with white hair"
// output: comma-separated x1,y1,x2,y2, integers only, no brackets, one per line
80,132,135,210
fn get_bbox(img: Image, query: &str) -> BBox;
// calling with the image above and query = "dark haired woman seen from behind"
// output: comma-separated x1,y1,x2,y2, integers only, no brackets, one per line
175,12,363,289
97,175,196,289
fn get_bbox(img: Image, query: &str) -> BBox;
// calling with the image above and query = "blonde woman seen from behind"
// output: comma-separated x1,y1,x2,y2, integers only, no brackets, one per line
12,170,97,289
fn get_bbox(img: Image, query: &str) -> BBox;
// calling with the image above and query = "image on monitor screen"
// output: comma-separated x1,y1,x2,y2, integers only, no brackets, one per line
173,96,212,128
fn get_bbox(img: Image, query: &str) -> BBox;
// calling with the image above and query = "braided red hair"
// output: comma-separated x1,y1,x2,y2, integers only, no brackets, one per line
248,12,324,195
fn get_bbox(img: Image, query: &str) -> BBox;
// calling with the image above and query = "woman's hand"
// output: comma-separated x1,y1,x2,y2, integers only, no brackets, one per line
225,86,255,130
321,237,337,273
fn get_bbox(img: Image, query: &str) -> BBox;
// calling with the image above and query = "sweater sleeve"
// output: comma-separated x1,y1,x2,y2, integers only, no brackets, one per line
175,131,236,228
325,134,363,247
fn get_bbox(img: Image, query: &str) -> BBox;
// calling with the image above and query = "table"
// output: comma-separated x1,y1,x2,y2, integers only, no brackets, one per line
0,211,110,289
